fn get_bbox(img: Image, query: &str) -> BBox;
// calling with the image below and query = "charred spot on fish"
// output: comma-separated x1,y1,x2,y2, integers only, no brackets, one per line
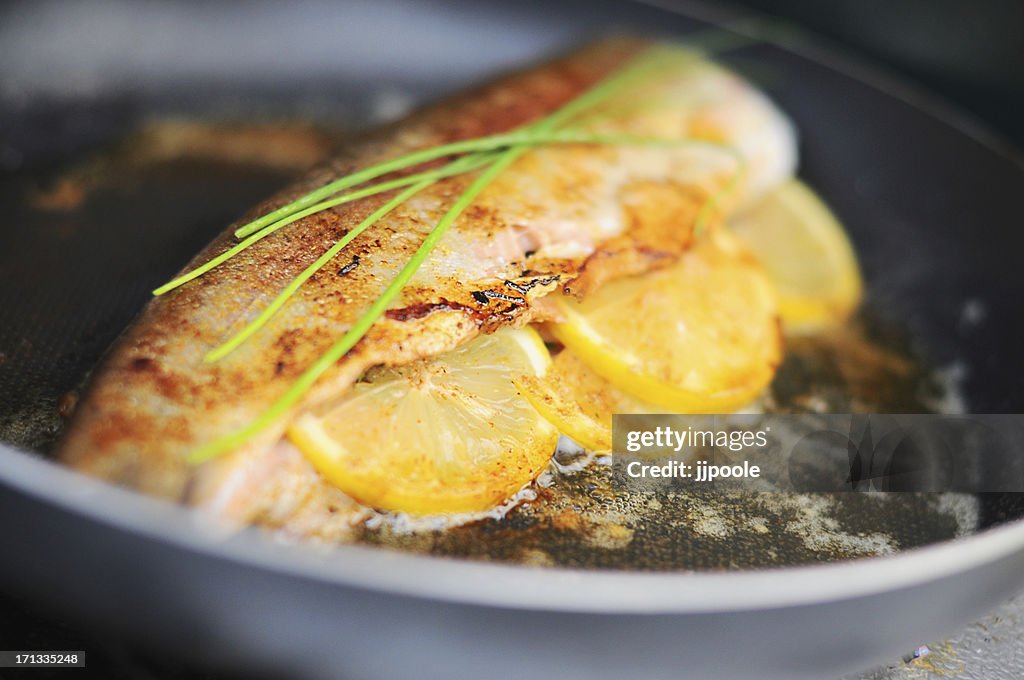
275,361,286,376
337,255,360,277
500,302,525,317
385,298,477,322
465,204,496,227
524,250,537,258
475,289,526,305
504,275,560,295
274,328,305,359
130,357,155,372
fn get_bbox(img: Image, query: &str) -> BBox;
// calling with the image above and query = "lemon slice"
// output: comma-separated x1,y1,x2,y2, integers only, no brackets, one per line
287,327,558,515
517,349,667,452
548,231,780,412
731,179,862,334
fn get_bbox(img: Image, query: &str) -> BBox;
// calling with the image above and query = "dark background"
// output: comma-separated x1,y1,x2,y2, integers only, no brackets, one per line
718,0,1024,151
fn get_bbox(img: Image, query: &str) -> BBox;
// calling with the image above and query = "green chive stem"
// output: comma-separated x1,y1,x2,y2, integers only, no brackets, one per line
232,130,656,240
188,43,744,462
231,47,682,240
203,131,740,363
188,148,528,463
693,153,749,236
154,152,494,296
156,130,723,297
229,131,526,239
203,178,434,363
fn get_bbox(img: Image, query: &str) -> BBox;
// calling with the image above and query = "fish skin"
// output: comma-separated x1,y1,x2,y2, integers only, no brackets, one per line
56,38,796,535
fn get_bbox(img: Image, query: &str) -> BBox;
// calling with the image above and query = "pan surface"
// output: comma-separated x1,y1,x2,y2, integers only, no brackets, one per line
1,1,1023,678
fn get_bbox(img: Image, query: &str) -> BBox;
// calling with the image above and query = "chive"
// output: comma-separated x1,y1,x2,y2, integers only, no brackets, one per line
227,133,527,240
188,44,742,462
202,135,737,363
203,177,435,363
155,131,703,297
233,130,664,240
153,151,494,296
693,158,748,237
188,148,529,464
228,129,683,243
221,36,749,245
229,48,681,240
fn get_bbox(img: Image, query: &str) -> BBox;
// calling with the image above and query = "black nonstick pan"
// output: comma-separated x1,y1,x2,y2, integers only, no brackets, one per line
1,1,1023,678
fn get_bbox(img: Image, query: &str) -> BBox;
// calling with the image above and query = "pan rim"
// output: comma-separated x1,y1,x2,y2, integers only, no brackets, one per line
4,442,1024,614
3,1,1024,617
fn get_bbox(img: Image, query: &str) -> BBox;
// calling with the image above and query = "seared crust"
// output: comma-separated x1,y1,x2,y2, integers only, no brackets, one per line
57,37,795,524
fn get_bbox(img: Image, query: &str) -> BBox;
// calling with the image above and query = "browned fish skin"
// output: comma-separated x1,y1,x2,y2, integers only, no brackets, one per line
57,38,795,535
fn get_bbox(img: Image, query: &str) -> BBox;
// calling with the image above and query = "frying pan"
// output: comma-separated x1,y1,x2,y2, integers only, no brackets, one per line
1,1,1023,678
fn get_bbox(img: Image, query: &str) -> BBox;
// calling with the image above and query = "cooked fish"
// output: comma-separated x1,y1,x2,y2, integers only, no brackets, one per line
57,38,796,538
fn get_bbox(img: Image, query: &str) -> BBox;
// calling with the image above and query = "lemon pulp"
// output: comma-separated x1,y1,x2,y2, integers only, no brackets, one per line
548,230,781,413
288,327,558,515
731,179,862,333
517,348,670,452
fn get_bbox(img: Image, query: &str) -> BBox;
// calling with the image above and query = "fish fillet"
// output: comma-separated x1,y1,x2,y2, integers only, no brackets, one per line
57,38,796,538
